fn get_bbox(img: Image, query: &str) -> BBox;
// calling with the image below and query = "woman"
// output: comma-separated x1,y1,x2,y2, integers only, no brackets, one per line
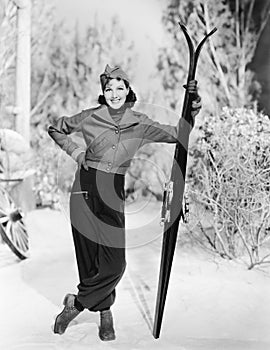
48,64,201,341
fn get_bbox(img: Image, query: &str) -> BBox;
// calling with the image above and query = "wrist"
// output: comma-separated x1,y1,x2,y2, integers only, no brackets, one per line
71,148,85,161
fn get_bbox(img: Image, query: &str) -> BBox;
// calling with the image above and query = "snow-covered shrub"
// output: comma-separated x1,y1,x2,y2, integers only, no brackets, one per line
188,107,270,269
31,125,76,209
0,128,36,212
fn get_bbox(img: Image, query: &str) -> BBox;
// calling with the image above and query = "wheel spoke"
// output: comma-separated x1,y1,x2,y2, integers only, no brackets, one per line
0,208,7,216
16,221,28,240
0,216,8,224
12,225,17,245
19,234,28,251
12,223,22,248
0,194,10,209
5,221,12,240
20,232,28,251
11,221,29,252
17,220,27,232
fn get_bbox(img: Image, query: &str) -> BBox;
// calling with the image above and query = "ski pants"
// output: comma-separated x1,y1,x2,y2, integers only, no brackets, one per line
70,167,126,312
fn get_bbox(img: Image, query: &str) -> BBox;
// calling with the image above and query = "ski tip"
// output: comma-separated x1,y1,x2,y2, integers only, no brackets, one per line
178,22,187,31
209,27,218,35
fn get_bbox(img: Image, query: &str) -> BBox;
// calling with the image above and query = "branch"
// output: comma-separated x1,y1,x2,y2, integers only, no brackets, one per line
198,220,216,250
35,70,49,104
244,0,255,37
191,190,234,259
256,211,268,246
248,259,270,270
255,6,270,43
260,253,270,263
0,52,15,77
194,189,254,263
30,82,59,118
231,212,254,265
202,0,232,105
235,0,241,49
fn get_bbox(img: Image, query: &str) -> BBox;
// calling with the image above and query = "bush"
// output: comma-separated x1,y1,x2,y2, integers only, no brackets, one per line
187,107,270,269
31,125,76,209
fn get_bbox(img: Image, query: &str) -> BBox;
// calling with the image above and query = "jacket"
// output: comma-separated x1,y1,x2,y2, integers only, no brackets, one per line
48,105,185,175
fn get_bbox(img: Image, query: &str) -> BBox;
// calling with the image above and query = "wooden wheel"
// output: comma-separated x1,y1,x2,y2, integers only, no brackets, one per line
0,186,29,260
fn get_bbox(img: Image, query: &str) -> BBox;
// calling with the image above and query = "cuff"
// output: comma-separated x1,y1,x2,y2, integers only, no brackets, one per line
71,148,85,161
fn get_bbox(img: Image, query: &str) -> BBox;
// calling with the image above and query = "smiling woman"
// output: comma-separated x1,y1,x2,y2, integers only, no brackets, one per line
47,63,202,342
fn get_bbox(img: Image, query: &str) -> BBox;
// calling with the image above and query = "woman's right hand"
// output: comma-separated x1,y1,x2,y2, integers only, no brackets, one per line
76,152,88,170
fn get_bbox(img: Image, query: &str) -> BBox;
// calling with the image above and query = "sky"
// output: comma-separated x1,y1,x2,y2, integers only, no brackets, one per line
55,0,166,91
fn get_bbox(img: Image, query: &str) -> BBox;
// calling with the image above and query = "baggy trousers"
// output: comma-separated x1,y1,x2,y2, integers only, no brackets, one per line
70,167,126,312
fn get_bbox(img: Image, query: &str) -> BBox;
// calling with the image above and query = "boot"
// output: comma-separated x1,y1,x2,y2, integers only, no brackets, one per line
53,294,81,334
98,309,116,341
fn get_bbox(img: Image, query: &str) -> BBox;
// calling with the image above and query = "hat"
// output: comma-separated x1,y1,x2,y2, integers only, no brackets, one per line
100,64,129,90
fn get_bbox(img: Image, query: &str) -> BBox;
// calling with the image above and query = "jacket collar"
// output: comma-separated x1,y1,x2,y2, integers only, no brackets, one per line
93,105,139,127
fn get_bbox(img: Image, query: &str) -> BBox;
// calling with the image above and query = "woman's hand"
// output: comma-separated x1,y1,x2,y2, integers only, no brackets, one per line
76,152,88,170
184,80,202,119
191,94,202,118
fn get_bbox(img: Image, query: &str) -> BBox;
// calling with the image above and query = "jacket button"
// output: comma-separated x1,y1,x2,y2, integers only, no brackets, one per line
108,162,112,166
115,130,119,134
106,167,110,171
112,145,116,149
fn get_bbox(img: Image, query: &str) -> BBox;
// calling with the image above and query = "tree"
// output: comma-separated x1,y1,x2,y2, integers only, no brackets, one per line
157,0,270,112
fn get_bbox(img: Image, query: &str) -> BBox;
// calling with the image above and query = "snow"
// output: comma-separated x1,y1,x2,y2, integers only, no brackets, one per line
1,200,270,350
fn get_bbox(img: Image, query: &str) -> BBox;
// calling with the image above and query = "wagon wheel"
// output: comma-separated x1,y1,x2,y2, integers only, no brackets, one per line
0,186,29,260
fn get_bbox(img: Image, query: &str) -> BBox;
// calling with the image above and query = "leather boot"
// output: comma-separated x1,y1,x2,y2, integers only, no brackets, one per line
98,309,116,341
53,294,81,334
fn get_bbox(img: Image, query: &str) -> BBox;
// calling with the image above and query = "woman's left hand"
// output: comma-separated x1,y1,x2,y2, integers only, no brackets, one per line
184,80,202,119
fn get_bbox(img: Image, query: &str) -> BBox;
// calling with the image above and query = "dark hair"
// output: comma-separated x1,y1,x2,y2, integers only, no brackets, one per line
98,78,137,108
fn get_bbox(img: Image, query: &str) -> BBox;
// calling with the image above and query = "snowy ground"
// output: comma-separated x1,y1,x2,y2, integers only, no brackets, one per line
1,200,270,350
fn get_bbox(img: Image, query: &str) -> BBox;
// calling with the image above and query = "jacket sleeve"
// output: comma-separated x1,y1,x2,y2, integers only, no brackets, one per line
141,114,194,146
141,114,178,145
47,110,88,160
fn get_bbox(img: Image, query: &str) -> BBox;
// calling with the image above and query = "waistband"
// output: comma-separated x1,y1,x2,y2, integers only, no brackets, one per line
85,160,128,175
73,165,125,192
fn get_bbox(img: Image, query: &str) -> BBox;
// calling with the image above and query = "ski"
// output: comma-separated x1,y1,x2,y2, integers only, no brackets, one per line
153,23,217,339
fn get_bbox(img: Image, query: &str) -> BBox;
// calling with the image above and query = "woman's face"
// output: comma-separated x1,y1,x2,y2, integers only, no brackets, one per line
104,78,129,109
